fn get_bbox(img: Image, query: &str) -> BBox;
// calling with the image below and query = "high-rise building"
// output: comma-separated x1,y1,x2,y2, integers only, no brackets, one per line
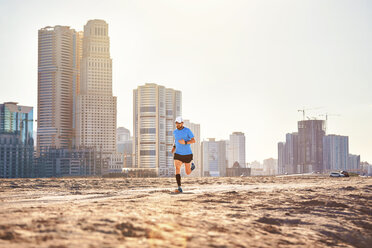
72,31,84,147
228,132,246,168
0,102,34,178
201,138,227,177
348,154,360,171
277,142,286,174
298,120,326,173
37,26,82,155
285,132,299,174
76,20,117,156
183,120,201,177
117,127,133,168
323,135,349,172
133,83,181,177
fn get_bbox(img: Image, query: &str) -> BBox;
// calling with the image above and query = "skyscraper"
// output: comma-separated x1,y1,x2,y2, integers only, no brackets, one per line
76,20,117,155
37,26,81,155
228,132,246,168
348,154,360,171
133,83,181,177
285,132,299,174
277,142,286,174
0,102,34,178
201,138,227,177
298,120,326,173
323,135,349,171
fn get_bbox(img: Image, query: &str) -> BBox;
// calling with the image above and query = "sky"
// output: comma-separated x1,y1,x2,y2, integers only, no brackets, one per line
0,0,371,162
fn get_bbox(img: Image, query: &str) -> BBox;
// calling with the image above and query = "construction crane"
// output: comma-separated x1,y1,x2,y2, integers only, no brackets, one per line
297,107,323,120
319,113,340,133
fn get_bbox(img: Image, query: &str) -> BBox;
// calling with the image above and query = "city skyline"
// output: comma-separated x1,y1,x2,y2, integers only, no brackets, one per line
1,0,371,162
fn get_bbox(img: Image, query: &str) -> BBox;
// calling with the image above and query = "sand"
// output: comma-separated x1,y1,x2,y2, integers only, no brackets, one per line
0,176,371,248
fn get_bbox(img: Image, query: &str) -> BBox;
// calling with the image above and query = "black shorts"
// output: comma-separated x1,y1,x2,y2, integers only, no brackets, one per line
174,153,193,163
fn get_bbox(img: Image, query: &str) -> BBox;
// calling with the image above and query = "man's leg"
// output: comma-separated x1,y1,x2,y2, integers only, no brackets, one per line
185,163,192,175
174,159,183,187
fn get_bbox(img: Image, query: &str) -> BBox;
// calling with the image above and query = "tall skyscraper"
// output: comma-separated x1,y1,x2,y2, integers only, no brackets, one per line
72,31,84,147
0,102,34,178
76,20,117,155
298,120,326,173
284,132,299,174
228,132,246,168
133,83,181,177
277,142,286,174
183,120,201,177
348,154,360,171
37,26,81,155
323,135,349,172
201,138,227,177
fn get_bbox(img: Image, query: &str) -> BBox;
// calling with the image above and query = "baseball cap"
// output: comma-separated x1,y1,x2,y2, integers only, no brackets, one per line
175,116,183,123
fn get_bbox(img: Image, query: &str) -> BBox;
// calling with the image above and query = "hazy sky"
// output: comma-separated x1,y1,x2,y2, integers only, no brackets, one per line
0,0,371,162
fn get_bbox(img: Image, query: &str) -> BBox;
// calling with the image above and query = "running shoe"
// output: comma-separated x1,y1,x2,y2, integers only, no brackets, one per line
174,187,183,193
191,162,196,171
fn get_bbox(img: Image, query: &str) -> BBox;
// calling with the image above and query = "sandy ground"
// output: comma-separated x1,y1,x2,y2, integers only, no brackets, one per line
0,176,371,248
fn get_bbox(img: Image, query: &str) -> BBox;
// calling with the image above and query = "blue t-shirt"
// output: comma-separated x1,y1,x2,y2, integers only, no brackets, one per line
173,127,194,155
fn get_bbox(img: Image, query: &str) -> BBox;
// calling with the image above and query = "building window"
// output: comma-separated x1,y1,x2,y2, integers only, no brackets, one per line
140,106,156,112
140,128,156,134
140,150,156,156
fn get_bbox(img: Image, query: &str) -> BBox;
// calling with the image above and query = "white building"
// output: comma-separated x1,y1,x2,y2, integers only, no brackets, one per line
201,138,227,177
263,158,277,175
37,26,82,155
228,132,246,168
75,20,117,156
133,83,181,177
108,153,125,173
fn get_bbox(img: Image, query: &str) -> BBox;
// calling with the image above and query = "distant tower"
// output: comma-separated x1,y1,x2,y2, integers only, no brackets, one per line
37,26,82,155
76,20,117,156
323,135,349,171
201,138,227,177
133,83,181,176
298,120,326,173
228,132,246,168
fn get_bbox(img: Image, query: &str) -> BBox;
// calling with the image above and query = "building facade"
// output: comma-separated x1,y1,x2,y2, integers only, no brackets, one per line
35,147,106,177
348,154,360,171
76,20,117,156
201,138,227,177
37,26,82,154
322,135,349,172
0,102,34,178
228,132,246,168
263,158,277,175
133,83,181,177
298,120,326,173
117,127,133,168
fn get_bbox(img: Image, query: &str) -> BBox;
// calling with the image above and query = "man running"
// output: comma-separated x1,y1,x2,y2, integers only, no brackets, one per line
171,116,196,193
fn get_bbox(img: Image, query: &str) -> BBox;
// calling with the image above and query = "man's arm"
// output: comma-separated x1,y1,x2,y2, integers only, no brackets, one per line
171,140,176,153
179,137,196,145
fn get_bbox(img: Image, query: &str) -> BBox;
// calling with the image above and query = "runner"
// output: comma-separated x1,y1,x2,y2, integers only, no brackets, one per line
172,116,196,193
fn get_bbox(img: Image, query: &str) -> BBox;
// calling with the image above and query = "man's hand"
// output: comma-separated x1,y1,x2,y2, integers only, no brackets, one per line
179,139,186,145
171,146,175,153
